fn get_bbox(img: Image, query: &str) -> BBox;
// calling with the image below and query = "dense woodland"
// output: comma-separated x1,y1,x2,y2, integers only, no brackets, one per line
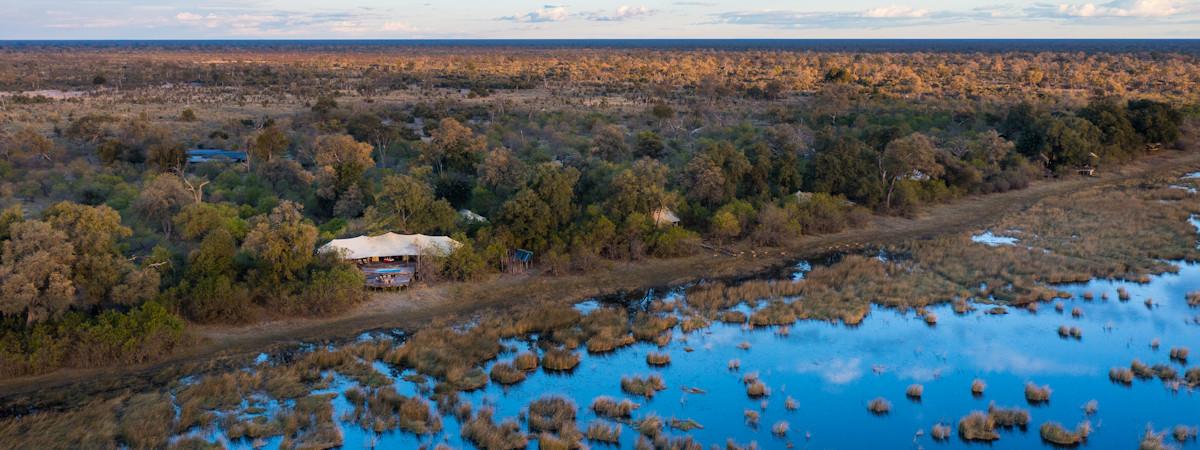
0,44,1194,376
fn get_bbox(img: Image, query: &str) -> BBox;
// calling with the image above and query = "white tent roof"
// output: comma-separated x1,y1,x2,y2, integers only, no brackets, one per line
652,208,680,225
319,233,461,259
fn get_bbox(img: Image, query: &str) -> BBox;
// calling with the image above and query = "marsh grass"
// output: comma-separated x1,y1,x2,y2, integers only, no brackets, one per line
988,403,1030,429
1058,325,1082,339
971,379,986,396
931,423,952,441
1188,291,1200,307
621,374,667,398
906,384,924,400
958,411,999,441
1082,400,1098,415
636,414,663,437
513,351,539,371
1170,347,1189,362
0,396,123,449
1024,383,1052,404
591,396,639,419
669,418,703,431
1039,421,1091,446
867,397,891,415
771,420,789,436
461,408,527,450
718,311,747,324
586,421,621,444
743,410,759,427
527,396,577,435
542,348,581,372
1110,367,1135,385
646,352,671,366
1174,425,1198,442
785,396,798,411
1132,360,1155,379
343,387,441,435
489,362,526,385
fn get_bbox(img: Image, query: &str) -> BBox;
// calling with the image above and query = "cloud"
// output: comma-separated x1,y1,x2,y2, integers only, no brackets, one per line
1027,0,1186,18
862,5,930,18
794,357,864,384
382,21,417,32
499,5,570,23
585,5,657,21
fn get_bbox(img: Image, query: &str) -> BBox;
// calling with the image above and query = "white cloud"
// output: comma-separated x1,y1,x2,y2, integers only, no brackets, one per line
500,5,570,23
862,5,930,18
382,21,417,32
586,5,656,21
175,12,203,22
1035,0,1184,17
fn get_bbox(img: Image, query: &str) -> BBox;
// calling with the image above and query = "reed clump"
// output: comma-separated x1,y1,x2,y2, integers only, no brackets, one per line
343,386,441,435
1058,325,1082,339
586,421,621,444
1187,291,1200,307
988,403,1030,429
867,397,891,415
542,348,581,372
461,408,527,450
621,374,667,398
772,420,789,436
1024,383,1052,404
906,384,923,399
668,418,703,431
718,311,747,324
631,313,678,342
591,397,639,419
1039,421,1091,446
513,351,539,371
931,423,952,441
1170,347,1189,362
958,411,999,441
646,352,671,366
1132,359,1155,379
489,362,526,385
971,379,986,396
1173,425,1198,443
743,410,759,427
527,396,577,435
1109,367,1134,385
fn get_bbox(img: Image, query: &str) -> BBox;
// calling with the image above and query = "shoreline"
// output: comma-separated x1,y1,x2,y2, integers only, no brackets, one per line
2,149,1198,410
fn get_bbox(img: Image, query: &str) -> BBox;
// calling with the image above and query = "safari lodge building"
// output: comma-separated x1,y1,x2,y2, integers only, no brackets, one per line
319,233,460,289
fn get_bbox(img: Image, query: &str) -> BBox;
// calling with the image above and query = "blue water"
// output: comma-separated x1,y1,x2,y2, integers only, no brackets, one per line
185,258,1200,449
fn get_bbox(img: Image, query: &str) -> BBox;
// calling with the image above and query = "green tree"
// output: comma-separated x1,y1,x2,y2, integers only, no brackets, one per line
250,126,289,167
1127,99,1183,144
880,133,944,209
423,118,486,174
710,210,740,246
634,131,666,159
365,174,456,234
134,175,192,238
313,134,374,217
0,220,76,324
590,124,630,161
42,202,133,304
498,188,555,252
242,201,318,284
608,158,670,218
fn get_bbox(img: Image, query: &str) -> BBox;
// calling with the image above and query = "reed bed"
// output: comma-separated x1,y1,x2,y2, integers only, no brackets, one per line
542,348,581,372
489,362,526,385
646,352,671,366
1110,367,1135,385
771,420,789,436
958,411,999,441
1024,383,1052,404
591,396,639,420
586,421,621,444
1174,425,1198,443
527,396,577,435
867,398,891,415
971,379,986,396
931,423,952,441
906,384,924,399
513,351,539,371
621,374,667,398
461,408,527,450
988,403,1030,429
1170,347,1190,362
1039,421,1091,446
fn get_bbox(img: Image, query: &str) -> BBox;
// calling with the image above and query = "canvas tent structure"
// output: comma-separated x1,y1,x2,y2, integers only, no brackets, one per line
652,208,680,227
320,233,461,289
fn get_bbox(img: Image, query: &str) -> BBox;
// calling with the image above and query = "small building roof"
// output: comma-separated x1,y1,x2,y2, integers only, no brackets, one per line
320,232,461,260
652,208,680,226
459,209,488,223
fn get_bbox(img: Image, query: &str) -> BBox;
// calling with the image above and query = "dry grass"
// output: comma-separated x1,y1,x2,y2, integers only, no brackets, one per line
1186,367,1200,386
1024,382,1052,404
1039,421,1091,446
1188,291,1200,307
745,380,769,398
771,420,789,436
1058,325,1082,339
931,423,952,441
1174,425,1198,443
1132,360,1156,379
591,396,639,419
1082,400,1099,415
527,396,577,435
669,418,703,431
988,403,1030,429
785,396,798,411
343,386,441,435
958,411,999,441
513,351,539,371
621,374,667,398
635,414,662,437
743,410,759,427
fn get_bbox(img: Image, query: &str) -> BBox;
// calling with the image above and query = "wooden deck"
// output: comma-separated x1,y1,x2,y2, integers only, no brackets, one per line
360,263,415,290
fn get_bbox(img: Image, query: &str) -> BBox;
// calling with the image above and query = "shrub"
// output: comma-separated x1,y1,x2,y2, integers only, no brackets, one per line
958,411,999,441
1039,421,1091,446
621,374,666,398
1024,382,1052,404
867,397,891,415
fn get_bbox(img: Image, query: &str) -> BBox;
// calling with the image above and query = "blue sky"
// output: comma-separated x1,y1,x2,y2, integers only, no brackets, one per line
1,0,1197,39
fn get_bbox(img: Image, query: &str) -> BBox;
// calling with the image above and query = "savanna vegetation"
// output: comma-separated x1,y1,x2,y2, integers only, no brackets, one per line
0,43,1196,380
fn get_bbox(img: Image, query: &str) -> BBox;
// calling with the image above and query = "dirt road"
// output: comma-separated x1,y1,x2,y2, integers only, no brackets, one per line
2,149,1198,409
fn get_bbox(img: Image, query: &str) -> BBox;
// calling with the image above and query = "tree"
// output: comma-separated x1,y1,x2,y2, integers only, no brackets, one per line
478,147,528,195
590,124,630,161
3,128,61,167
250,126,289,167
0,205,23,241
366,174,456,234
498,188,555,252
423,118,486,174
134,175,192,238
173,202,248,241
608,158,670,218
0,220,76,324
242,201,318,284
811,134,882,206
1127,99,1182,144
1080,98,1139,156
682,153,726,206
42,202,132,304
634,131,666,159
709,210,740,246
880,133,944,209
1043,116,1102,170
179,108,197,122
347,113,401,168
313,134,374,216
531,164,580,228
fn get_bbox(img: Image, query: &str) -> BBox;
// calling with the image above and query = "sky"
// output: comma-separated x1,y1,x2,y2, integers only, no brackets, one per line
0,0,1197,39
